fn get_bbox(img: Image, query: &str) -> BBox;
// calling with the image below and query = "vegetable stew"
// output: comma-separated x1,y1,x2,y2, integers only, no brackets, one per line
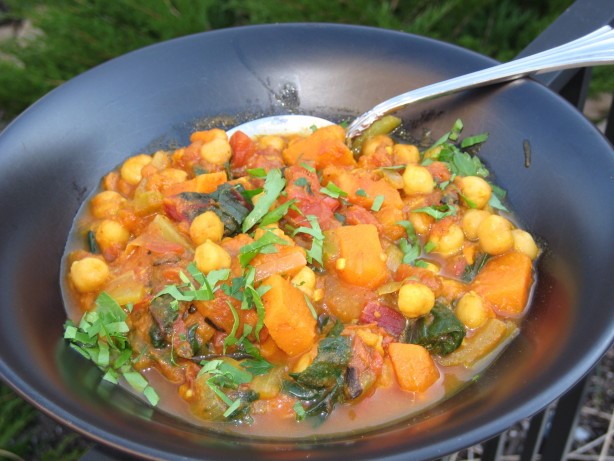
63,118,538,437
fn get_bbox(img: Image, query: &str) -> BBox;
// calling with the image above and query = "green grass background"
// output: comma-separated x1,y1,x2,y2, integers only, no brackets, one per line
0,0,611,459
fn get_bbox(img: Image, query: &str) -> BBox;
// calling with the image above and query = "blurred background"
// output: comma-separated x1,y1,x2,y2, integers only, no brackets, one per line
0,1,611,460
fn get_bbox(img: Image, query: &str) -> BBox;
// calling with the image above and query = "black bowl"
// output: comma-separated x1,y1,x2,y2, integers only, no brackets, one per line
0,24,612,460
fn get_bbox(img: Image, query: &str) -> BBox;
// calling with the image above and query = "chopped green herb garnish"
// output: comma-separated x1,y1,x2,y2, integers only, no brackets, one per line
371,195,385,211
247,168,267,178
239,230,290,267
412,204,457,220
242,168,285,232
355,188,368,197
223,302,241,352
238,266,270,339
414,260,430,269
292,215,325,266
424,241,437,253
320,182,348,199
460,133,489,148
304,294,318,320
259,199,296,227
432,118,464,147
293,401,307,421
396,220,426,266
488,183,509,211
300,162,316,173
155,264,230,303
63,292,160,407
449,119,464,141
399,238,420,265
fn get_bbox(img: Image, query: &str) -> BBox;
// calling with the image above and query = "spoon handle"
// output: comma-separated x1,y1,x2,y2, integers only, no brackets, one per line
346,25,614,141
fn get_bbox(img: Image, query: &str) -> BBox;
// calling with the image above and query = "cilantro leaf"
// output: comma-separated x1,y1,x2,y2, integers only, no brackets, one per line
460,133,489,148
242,169,285,232
247,168,267,178
63,292,159,406
259,199,296,227
238,230,290,267
412,204,457,220
320,182,348,199
371,195,385,211
488,183,509,212
300,162,315,173
292,215,324,266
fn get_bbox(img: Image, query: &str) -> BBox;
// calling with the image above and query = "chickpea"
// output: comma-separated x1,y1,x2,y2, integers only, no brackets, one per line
462,209,491,241
456,291,492,329
393,144,420,165
194,240,231,273
151,150,171,169
258,135,286,151
70,257,109,293
477,214,514,255
458,176,492,209
189,211,225,245
120,154,152,185
398,282,435,318
90,190,126,219
95,219,130,252
409,211,433,235
292,266,316,296
361,134,394,157
512,229,539,260
200,138,232,165
402,165,435,195
160,168,188,184
429,223,465,256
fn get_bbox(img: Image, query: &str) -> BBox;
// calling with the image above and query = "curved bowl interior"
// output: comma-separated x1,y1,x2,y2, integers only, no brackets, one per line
0,24,613,460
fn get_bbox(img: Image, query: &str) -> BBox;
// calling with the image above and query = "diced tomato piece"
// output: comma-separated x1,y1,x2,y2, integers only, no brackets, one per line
230,130,256,169
426,161,452,183
343,205,382,230
284,165,340,230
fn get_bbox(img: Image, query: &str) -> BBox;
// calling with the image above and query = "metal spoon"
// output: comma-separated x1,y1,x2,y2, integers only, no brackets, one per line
227,25,614,144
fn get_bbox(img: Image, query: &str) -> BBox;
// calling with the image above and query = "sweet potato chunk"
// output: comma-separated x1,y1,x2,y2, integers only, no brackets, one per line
471,252,533,316
262,274,317,357
253,246,307,282
388,343,440,392
162,171,228,196
282,125,355,168
334,224,388,289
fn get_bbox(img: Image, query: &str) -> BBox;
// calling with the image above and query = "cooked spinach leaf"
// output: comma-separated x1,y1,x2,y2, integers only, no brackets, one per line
461,253,491,283
86,230,99,254
403,304,465,356
285,335,351,422
170,183,251,236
